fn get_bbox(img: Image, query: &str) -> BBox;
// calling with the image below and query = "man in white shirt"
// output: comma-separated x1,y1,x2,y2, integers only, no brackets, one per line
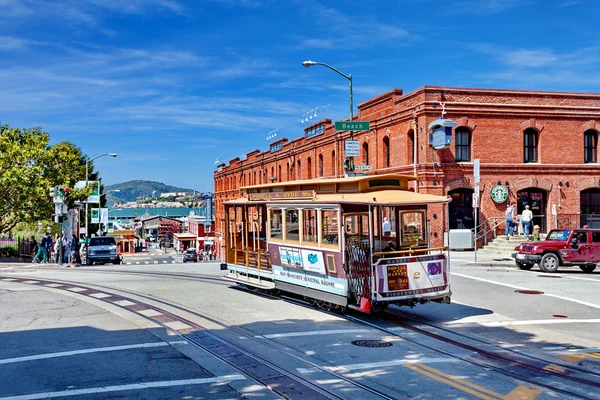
382,217,391,237
521,205,533,237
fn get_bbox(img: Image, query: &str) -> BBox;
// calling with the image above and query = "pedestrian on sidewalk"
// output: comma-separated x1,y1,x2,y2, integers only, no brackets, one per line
70,234,81,266
521,205,533,237
504,202,516,238
33,233,48,263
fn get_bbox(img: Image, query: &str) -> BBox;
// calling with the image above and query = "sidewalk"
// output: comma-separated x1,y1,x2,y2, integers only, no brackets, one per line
449,250,516,267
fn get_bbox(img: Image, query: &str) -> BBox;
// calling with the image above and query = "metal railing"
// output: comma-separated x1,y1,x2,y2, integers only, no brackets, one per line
471,217,505,246
0,237,35,260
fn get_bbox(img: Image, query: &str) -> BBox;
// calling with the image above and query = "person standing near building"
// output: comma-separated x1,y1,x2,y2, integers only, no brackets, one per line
44,233,53,263
71,234,80,266
521,205,533,237
382,217,391,237
505,202,516,238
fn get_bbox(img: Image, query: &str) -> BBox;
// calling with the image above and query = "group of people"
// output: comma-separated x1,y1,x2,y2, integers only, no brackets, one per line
32,233,82,265
504,202,540,240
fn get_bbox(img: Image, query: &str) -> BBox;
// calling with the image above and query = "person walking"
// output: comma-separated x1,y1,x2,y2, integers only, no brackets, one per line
521,205,533,237
33,233,48,263
505,202,516,238
70,234,81,266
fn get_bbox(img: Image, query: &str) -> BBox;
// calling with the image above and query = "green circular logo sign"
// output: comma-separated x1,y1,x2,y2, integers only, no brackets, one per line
490,185,508,203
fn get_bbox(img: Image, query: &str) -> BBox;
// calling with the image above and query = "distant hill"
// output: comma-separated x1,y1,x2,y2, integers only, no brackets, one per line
104,180,194,205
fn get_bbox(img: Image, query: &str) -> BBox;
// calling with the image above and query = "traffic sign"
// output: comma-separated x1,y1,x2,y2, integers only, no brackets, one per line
474,158,480,184
355,164,372,171
344,140,360,156
335,121,370,131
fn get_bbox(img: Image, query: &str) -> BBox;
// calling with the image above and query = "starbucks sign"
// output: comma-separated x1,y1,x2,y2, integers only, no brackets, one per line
490,185,508,203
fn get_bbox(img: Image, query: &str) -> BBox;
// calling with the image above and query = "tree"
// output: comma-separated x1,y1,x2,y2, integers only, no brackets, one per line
0,123,102,232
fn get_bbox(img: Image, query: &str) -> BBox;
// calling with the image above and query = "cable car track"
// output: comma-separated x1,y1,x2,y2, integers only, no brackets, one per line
0,274,403,400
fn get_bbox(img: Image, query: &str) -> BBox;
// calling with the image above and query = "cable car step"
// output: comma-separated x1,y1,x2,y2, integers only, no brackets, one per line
221,276,275,290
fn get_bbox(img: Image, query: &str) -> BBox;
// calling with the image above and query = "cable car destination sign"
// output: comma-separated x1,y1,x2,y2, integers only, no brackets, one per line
249,190,316,201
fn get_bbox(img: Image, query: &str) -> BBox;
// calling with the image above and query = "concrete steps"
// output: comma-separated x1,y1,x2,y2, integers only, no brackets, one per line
478,234,543,257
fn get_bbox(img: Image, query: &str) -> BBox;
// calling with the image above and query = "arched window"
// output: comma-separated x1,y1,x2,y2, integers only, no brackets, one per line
297,160,302,180
307,157,312,179
584,129,598,163
448,188,474,229
408,130,415,164
318,154,324,177
362,142,369,165
331,150,336,176
455,127,471,162
271,167,274,180
383,136,390,168
524,128,538,163
253,171,256,185
278,165,282,182
287,162,290,181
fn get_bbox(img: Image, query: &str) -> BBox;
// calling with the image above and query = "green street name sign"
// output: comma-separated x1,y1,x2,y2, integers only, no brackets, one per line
335,121,370,131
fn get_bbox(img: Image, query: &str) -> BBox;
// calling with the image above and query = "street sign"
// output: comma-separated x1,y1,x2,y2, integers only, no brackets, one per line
344,140,360,156
472,192,479,208
87,181,100,203
335,121,370,131
474,158,480,184
355,164,372,171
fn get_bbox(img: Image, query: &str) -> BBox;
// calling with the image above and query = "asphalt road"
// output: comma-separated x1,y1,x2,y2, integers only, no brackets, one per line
0,259,599,399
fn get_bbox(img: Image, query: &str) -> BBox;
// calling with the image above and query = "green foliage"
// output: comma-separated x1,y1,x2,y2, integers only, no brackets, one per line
0,123,102,232
0,247,18,257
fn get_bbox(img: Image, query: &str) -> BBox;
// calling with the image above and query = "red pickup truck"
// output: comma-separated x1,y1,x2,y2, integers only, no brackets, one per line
512,229,599,273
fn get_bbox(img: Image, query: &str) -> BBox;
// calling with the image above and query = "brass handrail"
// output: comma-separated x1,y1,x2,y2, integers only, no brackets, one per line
373,246,448,257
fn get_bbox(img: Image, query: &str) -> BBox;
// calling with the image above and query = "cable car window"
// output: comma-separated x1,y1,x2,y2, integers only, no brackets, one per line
285,208,299,242
303,208,317,244
269,209,283,241
321,209,338,247
400,211,425,245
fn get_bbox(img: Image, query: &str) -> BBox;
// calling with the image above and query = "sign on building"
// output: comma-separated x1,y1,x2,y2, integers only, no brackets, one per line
87,181,100,204
344,140,360,156
305,124,325,140
335,121,370,131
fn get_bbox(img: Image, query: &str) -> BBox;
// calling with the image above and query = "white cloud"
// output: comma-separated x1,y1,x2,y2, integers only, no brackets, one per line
503,49,559,67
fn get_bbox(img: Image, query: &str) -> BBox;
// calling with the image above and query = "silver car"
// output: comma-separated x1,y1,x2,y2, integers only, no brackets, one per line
86,236,121,265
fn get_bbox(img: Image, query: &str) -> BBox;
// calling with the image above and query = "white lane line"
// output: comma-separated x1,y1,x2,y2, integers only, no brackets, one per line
452,272,600,309
145,261,149,264
113,300,136,307
163,321,192,331
446,318,600,328
154,261,158,264
67,287,87,292
297,357,458,374
1,278,18,281
551,347,600,354
163,261,167,263
256,329,370,339
136,262,140,264
138,309,163,317
0,341,188,365
44,284,64,288
89,293,111,299
126,262,131,265
0,375,245,400
21,280,40,284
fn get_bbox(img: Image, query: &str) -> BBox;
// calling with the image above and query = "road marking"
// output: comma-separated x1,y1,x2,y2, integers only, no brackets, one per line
256,329,370,339
136,262,140,264
89,293,111,299
452,273,600,309
154,261,158,264
21,280,40,284
1,278,18,281
543,363,565,373
67,287,87,292
405,364,500,400
163,261,167,263
44,284,64,288
126,262,131,265
0,374,246,400
407,363,541,400
138,309,163,317
0,341,188,365
163,321,192,331
145,261,149,264
297,357,458,374
113,300,136,307
446,318,600,327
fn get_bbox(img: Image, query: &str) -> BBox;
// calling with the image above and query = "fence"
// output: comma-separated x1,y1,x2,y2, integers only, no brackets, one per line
0,237,35,260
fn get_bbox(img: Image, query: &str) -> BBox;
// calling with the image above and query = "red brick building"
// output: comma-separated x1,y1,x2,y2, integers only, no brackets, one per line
214,86,600,257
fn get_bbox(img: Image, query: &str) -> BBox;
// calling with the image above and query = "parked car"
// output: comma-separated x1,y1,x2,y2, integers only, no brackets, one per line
86,236,121,265
512,229,600,273
183,248,198,263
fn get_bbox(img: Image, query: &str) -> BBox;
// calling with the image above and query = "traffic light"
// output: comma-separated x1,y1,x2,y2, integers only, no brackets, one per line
344,158,352,171
49,186,56,198
58,186,70,202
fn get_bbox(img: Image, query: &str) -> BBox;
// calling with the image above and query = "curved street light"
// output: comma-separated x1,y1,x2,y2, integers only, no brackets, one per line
303,60,355,173
85,153,117,240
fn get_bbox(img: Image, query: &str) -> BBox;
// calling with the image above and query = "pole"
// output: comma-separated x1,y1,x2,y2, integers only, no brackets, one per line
349,74,355,171
85,160,89,255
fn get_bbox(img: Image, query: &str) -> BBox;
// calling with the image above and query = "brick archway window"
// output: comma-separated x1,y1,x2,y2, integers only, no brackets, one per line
278,165,282,182
584,129,598,163
363,142,369,165
307,157,312,179
455,127,471,162
383,136,390,168
408,130,415,164
287,162,290,181
524,128,538,163
297,160,302,180
331,150,335,176
318,154,324,177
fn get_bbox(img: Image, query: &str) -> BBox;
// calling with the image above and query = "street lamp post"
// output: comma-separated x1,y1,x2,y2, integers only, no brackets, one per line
85,153,117,241
302,60,354,172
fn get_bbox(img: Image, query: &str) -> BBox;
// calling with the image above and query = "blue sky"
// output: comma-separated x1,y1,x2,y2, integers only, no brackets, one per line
1,0,598,191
